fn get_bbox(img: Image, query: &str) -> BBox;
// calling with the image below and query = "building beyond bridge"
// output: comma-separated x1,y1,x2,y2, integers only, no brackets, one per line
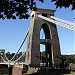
0,49,5,62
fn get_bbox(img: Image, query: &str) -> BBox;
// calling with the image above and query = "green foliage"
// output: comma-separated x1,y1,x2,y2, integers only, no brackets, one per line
0,0,43,19
5,51,25,61
52,0,75,10
5,51,75,64
0,0,75,20
6,52,15,60
40,51,75,64
62,55,75,64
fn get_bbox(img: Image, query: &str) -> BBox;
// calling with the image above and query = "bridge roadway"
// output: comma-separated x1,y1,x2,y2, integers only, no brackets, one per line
0,62,26,66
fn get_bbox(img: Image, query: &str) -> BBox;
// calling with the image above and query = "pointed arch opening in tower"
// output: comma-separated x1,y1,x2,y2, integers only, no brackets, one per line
40,28,45,39
40,24,52,67
40,24,51,39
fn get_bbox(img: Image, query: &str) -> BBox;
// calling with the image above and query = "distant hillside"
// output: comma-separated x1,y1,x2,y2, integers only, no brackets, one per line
62,54,75,64
40,51,75,64
5,51,75,64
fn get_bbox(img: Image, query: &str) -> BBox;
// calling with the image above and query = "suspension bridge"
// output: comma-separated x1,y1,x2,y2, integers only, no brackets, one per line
0,8,75,73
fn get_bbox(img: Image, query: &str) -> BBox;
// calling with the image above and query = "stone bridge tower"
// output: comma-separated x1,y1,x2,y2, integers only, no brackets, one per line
25,8,61,67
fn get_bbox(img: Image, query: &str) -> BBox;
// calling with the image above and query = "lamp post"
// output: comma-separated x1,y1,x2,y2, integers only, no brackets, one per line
0,51,1,62
8,60,11,75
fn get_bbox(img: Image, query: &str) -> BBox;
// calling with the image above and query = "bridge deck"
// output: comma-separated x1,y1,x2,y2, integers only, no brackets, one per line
0,62,26,65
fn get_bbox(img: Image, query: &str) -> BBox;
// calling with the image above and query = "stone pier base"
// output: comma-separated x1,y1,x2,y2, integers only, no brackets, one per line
12,64,28,75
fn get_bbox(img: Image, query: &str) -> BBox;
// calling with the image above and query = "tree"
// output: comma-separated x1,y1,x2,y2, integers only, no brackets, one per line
0,0,43,19
6,52,15,60
0,0,75,20
51,0,75,10
62,55,75,64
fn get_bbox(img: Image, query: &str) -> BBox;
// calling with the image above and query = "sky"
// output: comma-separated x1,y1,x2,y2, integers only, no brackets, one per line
0,0,75,55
